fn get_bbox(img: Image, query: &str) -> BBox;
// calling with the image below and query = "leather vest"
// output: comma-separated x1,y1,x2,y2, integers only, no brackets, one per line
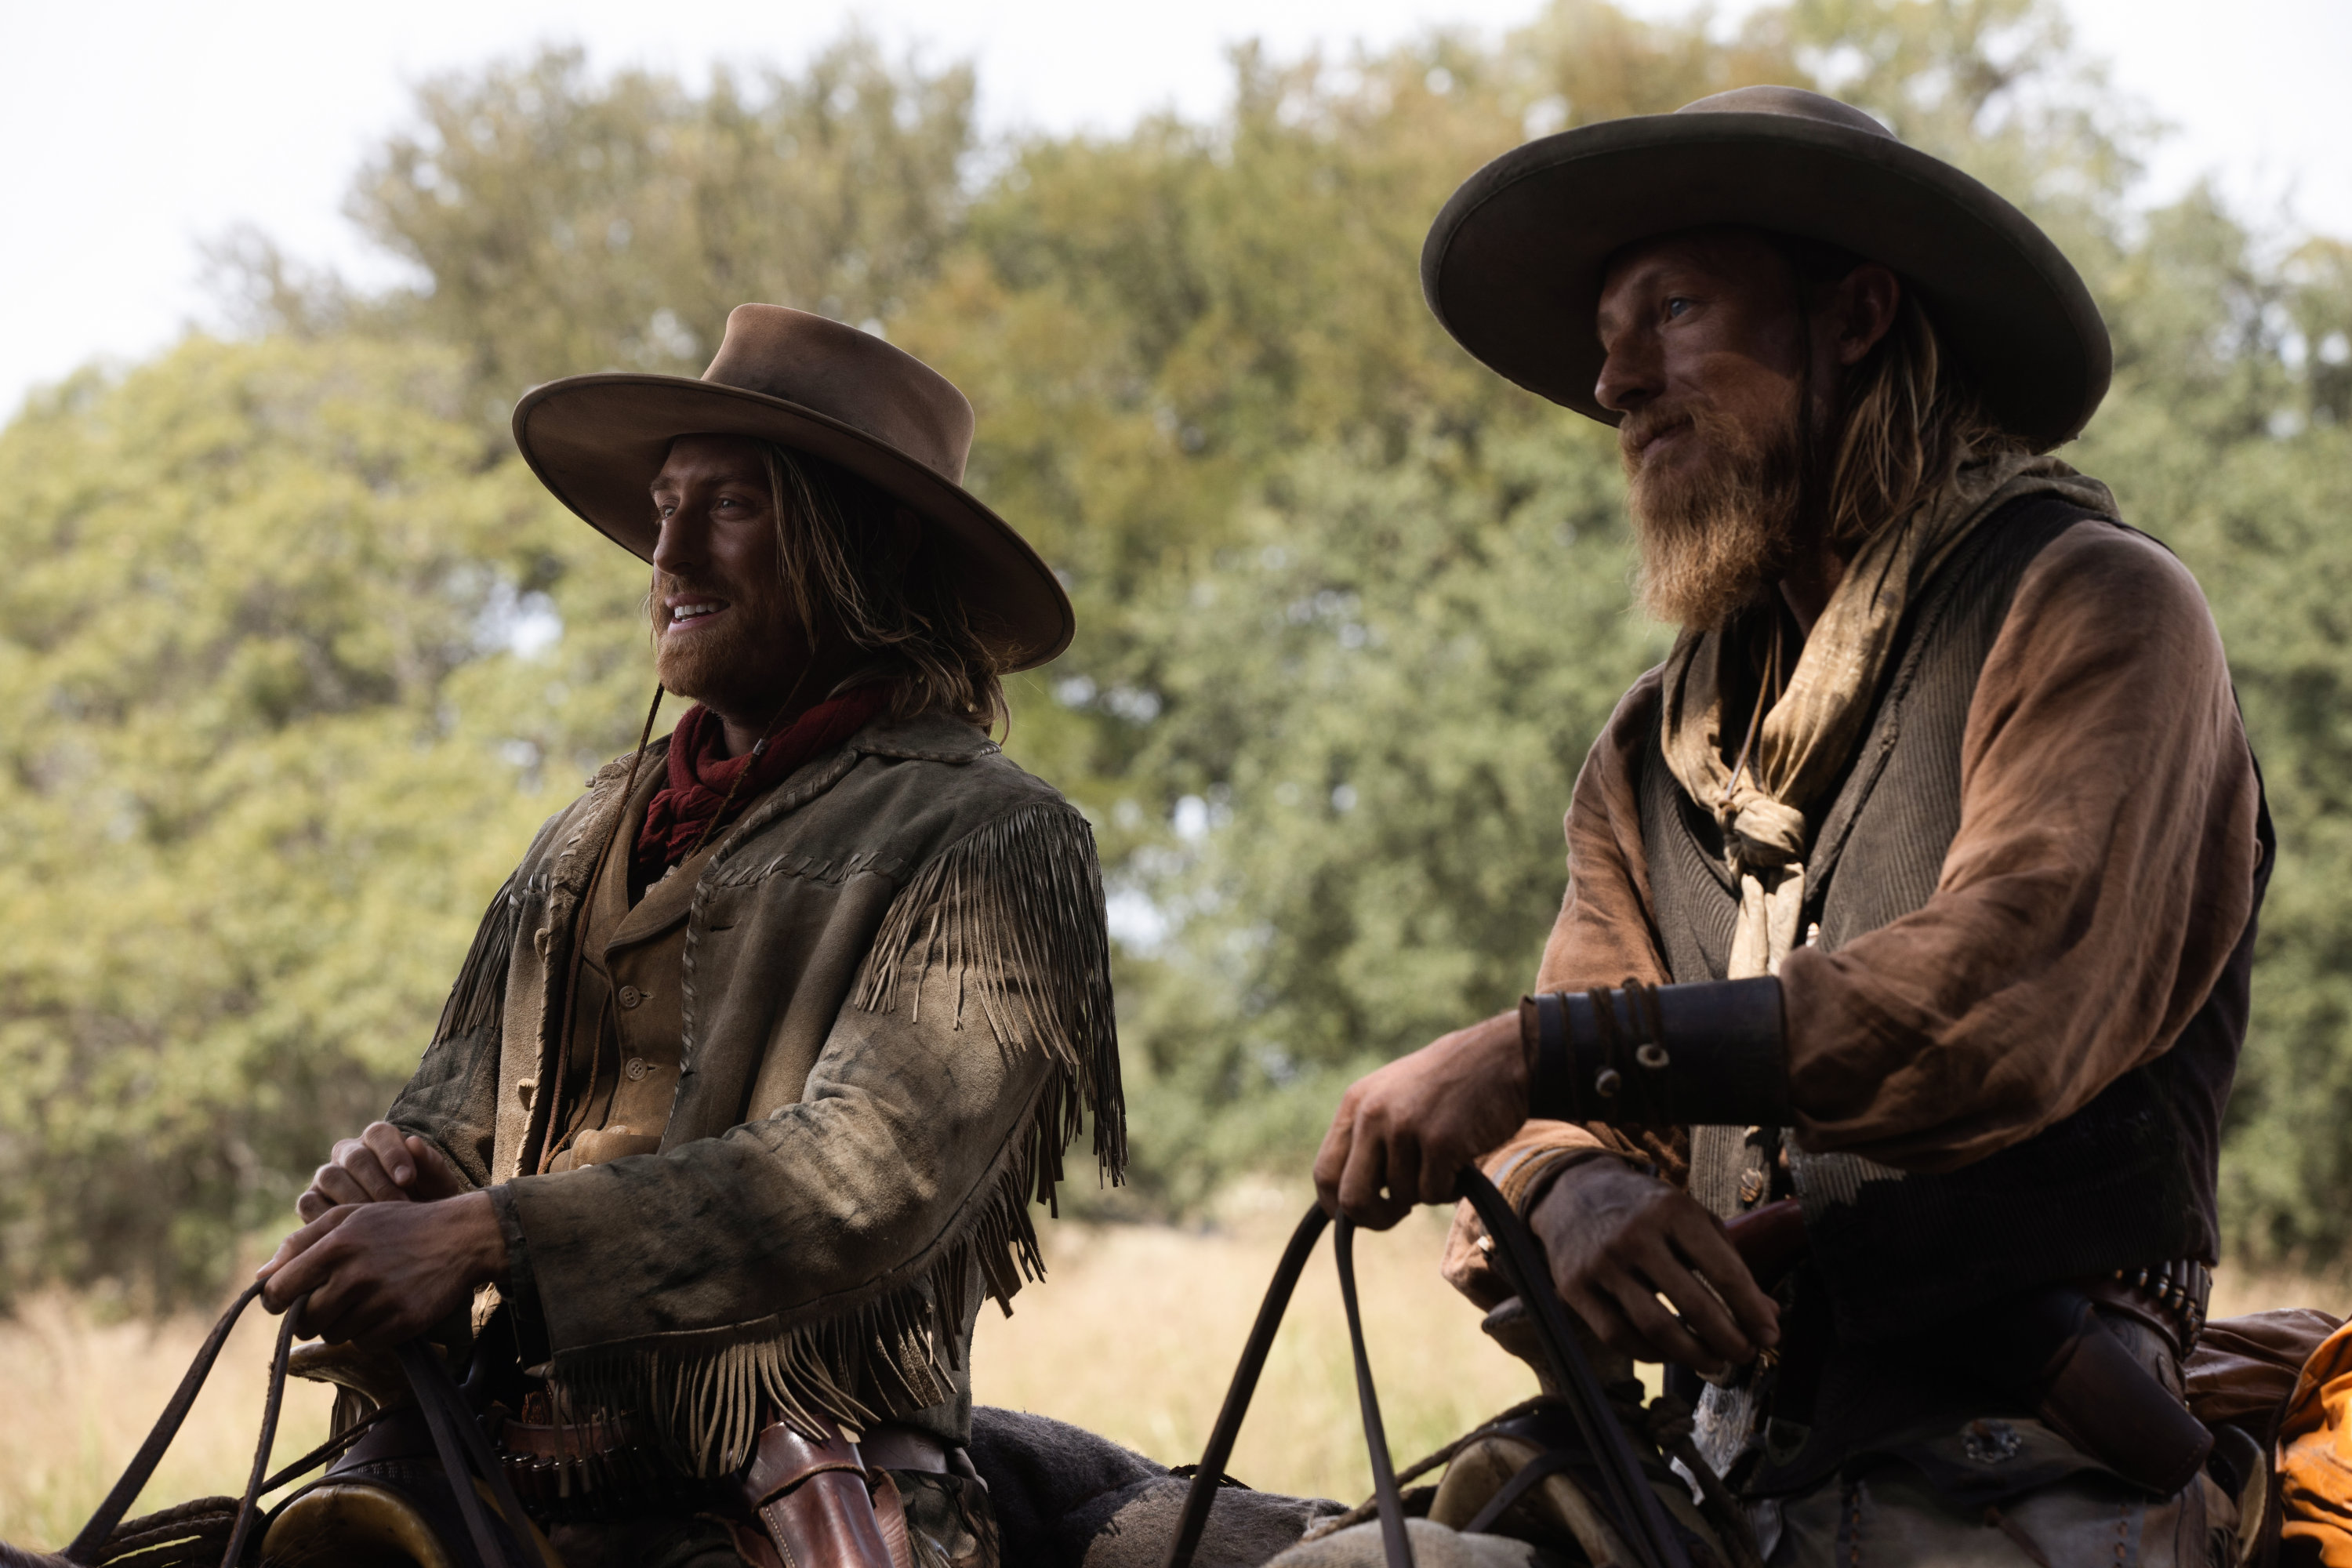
1639,499,2270,1341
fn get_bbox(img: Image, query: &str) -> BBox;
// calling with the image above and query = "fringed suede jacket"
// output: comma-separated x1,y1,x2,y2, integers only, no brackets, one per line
384,710,1123,1477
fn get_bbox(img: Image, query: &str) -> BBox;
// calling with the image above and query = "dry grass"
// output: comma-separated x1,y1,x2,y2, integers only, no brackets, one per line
971,1185,1543,1504
2208,1261,2352,1325
0,1291,336,1552
0,1189,1528,1549
2,1194,2343,1553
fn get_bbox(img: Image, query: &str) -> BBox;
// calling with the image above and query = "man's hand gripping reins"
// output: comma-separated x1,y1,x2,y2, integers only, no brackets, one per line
1314,1010,1778,1376
256,1121,509,1350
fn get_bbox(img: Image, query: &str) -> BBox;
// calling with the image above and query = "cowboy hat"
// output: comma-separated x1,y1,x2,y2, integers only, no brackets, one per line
512,305,1073,670
1421,85,2111,449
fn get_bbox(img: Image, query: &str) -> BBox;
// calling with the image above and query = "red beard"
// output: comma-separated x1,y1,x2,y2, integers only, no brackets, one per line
1620,397,1803,630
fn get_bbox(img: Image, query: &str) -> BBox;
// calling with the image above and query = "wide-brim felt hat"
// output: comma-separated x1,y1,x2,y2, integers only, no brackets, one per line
1421,86,2111,449
513,304,1073,670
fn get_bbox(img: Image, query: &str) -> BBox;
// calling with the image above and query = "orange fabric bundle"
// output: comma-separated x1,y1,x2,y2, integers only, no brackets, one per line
2281,1318,2352,1566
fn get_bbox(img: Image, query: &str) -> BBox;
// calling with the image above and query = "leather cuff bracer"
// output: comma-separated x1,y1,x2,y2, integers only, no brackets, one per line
1519,977,1791,1127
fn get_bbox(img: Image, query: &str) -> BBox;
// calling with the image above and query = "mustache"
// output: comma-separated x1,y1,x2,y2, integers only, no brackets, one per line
647,575,750,615
1617,405,1704,461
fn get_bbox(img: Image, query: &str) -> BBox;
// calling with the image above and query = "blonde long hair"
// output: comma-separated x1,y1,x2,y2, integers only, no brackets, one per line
760,442,1009,732
1784,238,2030,550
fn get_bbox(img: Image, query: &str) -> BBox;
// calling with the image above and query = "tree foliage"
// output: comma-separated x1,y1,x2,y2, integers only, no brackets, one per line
0,338,584,1300
350,38,975,403
2073,208,2352,1261
9,2,2352,1295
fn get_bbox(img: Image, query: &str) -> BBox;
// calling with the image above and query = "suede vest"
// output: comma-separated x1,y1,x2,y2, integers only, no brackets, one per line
536,783,722,1175
1639,499,2270,1341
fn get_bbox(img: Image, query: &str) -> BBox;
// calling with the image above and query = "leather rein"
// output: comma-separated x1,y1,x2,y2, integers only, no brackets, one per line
32,1171,1692,1568
1159,1168,1693,1568
14,1284,537,1568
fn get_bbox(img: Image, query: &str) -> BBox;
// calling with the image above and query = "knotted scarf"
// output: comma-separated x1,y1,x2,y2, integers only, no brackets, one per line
632,685,890,885
1658,449,2117,978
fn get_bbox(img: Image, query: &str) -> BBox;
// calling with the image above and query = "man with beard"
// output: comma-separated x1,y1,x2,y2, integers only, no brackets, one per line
254,306,1123,1568
1308,89,2267,1565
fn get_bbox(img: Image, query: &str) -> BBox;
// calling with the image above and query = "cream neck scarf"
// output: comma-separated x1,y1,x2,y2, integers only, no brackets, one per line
1657,449,2115,978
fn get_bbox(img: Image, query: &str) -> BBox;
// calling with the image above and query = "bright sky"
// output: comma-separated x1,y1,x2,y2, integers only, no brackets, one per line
2,0,2346,419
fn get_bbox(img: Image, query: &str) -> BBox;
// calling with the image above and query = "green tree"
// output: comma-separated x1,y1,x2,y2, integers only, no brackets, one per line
10,0,2352,1294
2072,201,2352,1262
1105,427,1667,1202
347,37,976,405
0,334,614,1302
882,2,1817,884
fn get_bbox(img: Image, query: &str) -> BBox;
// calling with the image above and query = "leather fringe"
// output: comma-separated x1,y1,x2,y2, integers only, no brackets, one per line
542,1123,1054,1475
431,875,520,1047
543,801,1125,1478
854,799,1127,1185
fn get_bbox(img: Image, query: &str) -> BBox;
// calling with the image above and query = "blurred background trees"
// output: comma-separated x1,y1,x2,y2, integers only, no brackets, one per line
350,38,976,398
4,0,2347,1302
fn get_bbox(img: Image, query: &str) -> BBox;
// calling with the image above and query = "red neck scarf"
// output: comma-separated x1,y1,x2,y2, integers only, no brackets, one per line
632,687,890,885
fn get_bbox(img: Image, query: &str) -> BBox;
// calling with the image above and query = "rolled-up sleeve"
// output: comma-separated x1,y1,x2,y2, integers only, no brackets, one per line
1778,523,2263,1170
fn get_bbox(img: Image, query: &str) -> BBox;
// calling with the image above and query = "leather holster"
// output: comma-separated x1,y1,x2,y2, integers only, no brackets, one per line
735,1417,913,1568
1967,1285,2214,1496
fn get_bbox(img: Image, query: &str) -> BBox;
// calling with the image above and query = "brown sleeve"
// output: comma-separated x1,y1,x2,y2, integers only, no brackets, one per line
1778,523,2263,1171
1532,673,1682,1181
1535,670,1672,993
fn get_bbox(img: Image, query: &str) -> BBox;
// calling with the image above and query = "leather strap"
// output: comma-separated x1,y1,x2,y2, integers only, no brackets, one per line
1522,993,1570,1122
395,1340,538,1567
1334,1221,1414,1568
219,1304,301,1566
859,1424,952,1475
1161,1204,1329,1568
1160,1171,1691,1568
46,1284,307,1568
53,1281,267,1564
497,1409,645,1461
1454,1171,1689,1568
33,1283,526,1568
1461,1448,1585,1537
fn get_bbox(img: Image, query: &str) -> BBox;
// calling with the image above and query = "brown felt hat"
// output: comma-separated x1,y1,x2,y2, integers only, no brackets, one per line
1421,86,2112,449
512,305,1073,670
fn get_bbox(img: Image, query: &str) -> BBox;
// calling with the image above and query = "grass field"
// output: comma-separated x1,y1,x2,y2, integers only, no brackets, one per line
1,1188,2341,1552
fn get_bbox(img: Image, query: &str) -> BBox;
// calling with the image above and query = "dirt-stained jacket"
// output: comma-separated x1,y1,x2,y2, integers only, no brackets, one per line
384,710,1123,1475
